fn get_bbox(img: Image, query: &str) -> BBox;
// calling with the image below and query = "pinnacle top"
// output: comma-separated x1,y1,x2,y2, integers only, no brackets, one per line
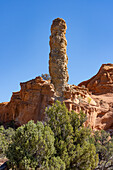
51,18,67,32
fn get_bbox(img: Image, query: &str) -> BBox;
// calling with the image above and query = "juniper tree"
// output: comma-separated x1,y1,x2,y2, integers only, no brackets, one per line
45,101,98,170
6,120,65,170
94,130,113,170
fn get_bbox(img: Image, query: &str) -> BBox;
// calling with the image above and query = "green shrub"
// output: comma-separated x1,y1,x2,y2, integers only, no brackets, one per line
41,73,51,80
0,101,100,170
87,97,91,104
94,130,113,170
46,156,65,170
6,121,56,169
45,101,98,169
0,126,15,155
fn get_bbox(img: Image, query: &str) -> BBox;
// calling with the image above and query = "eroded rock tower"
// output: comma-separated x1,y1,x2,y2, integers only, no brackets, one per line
49,18,69,97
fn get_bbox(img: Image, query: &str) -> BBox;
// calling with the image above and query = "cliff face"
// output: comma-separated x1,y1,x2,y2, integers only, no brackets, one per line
0,76,97,128
1,18,113,133
78,63,113,95
1,67,113,132
1,72,113,132
78,63,113,132
0,77,55,125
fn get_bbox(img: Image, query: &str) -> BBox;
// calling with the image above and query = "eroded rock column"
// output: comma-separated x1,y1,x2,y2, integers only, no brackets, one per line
49,18,69,97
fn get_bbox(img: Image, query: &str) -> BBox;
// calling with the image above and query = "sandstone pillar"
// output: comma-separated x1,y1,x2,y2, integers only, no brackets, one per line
49,18,69,97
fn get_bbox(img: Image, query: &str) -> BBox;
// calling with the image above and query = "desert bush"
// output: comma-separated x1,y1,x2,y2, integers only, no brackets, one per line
0,126,15,155
46,156,65,170
6,121,58,169
94,130,113,170
41,73,51,80
45,101,98,169
0,101,102,170
87,97,91,104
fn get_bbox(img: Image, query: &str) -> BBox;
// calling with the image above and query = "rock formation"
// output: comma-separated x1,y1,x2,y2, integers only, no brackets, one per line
49,18,69,97
78,63,113,95
1,19,113,134
0,77,55,125
0,77,97,128
77,63,113,133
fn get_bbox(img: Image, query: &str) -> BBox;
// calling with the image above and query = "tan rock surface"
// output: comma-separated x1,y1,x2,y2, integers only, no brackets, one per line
0,78,99,130
1,19,113,134
0,74,113,132
49,18,69,97
0,77,55,125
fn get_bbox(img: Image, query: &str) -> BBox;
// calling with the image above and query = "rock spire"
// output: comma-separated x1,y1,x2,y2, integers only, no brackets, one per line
49,18,69,97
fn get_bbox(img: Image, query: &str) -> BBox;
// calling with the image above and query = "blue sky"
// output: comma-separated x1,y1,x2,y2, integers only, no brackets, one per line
0,0,113,102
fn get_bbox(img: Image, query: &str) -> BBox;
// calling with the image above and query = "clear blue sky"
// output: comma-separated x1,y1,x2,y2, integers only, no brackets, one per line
0,0,113,102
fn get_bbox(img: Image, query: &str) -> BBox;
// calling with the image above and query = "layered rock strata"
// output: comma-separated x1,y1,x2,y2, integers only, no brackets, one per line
78,63,113,133
0,77,55,125
0,77,97,128
49,18,69,97
1,74,113,132
1,18,113,134
78,63,113,95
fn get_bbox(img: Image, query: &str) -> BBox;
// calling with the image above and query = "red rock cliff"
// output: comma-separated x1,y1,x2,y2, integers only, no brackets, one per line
1,18,113,133
78,63,113,95
0,77,55,125
1,67,113,132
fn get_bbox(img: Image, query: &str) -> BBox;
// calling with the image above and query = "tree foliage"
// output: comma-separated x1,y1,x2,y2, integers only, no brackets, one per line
94,130,113,170
0,101,104,170
0,126,15,155
45,101,98,169
6,120,64,169
41,73,51,80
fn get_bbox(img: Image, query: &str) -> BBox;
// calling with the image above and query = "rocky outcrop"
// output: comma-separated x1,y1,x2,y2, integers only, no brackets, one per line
78,63,113,95
1,74,113,132
0,77,55,125
78,63,113,132
49,18,69,97
1,71,113,132
0,76,98,129
1,18,113,134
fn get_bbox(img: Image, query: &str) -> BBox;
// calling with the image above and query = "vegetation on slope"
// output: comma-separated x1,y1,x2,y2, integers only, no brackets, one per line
0,101,113,169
